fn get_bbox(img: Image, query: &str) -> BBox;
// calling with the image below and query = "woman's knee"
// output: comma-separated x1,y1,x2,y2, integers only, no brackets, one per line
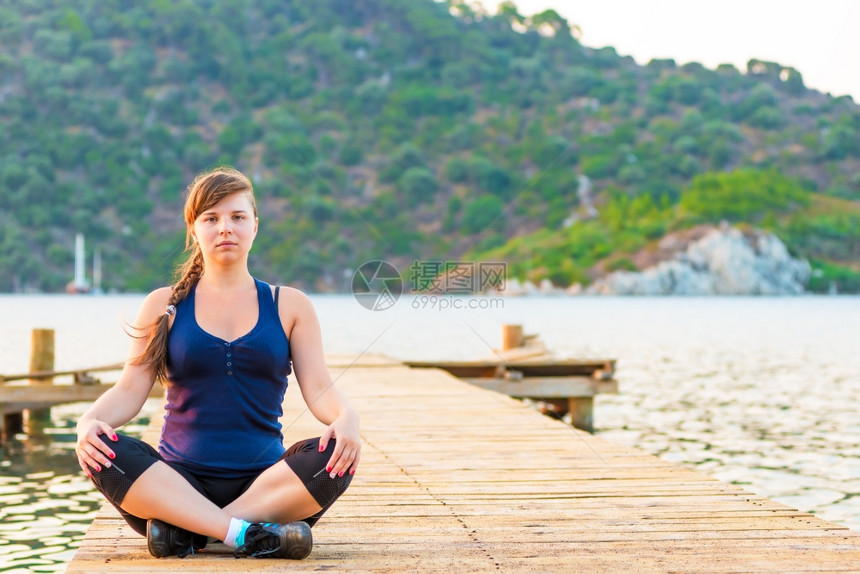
282,437,352,510
88,433,161,505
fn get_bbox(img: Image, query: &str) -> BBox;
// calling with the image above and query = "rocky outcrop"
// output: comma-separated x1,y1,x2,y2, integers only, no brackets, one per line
587,226,811,295
503,278,565,296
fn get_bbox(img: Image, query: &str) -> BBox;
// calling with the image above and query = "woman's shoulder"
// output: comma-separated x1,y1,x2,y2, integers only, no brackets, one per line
271,284,316,318
143,286,174,305
275,284,309,300
135,287,175,323
269,285,316,339
271,284,310,307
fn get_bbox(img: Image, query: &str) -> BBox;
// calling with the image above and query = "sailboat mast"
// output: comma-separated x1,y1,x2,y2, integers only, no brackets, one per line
93,247,102,293
74,233,86,290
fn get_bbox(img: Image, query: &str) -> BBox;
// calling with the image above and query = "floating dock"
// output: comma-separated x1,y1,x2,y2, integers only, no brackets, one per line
1,328,140,441
0,363,158,441
407,324,619,432
67,355,860,573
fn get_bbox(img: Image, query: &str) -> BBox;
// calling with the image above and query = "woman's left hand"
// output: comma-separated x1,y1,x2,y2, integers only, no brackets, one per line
319,409,361,479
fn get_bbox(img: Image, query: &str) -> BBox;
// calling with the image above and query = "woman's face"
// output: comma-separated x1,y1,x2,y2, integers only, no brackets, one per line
191,192,258,265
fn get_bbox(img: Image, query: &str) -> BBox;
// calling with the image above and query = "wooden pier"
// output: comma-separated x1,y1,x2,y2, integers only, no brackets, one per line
407,324,618,432
0,329,146,441
0,331,161,442
406,356,617,432
67,356,860,573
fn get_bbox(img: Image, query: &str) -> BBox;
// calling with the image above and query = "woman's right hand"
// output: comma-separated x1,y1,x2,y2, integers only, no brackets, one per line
75,419,118,478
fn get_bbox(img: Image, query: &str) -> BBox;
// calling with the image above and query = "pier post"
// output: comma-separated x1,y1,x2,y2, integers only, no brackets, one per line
27,328,55,428
501,324,523,351
1,406,24,442
568,397,594,433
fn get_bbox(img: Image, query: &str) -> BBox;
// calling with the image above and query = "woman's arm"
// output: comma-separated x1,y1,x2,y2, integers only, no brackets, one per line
74,287,171,476
281,288,361,478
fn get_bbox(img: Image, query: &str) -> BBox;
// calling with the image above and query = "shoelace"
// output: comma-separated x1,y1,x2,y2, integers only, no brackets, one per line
233,524,279,558
175,529,205,559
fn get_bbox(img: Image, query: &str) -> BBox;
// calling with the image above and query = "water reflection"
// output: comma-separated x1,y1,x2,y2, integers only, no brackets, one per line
0,401,158,573
594,343,860,532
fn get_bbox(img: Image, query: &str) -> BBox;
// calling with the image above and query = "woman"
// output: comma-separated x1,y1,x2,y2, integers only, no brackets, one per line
75,167,359,559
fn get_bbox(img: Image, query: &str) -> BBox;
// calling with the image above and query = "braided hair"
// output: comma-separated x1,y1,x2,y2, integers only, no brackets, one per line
131,167,256,384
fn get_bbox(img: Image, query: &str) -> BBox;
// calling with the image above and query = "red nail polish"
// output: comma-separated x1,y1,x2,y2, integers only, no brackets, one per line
338,471,344,477
350,469,355,475
112,435,118,441
109,453,115,459
96,466,101,472
319,446,324,452
326,466,332,472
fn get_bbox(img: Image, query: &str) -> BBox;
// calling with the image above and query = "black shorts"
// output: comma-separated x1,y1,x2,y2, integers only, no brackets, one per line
88,433,352,536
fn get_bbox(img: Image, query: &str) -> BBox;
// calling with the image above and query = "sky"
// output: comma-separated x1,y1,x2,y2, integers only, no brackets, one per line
509,0,860,102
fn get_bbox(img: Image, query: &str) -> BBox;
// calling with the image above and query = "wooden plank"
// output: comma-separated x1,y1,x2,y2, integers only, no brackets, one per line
66,357,860,574
463,376,618,398
493,342,548,361
404,358,616,378
324,354,405,368
2,363,125,383
0,382,163,406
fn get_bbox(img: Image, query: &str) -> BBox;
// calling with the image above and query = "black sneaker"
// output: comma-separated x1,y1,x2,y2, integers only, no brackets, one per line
234,521,312,559
146,519,208,558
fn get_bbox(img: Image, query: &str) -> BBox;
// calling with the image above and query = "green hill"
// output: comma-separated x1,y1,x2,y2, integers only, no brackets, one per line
1,0,858,293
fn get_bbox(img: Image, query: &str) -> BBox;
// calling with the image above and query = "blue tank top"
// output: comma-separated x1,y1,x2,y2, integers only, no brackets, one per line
159,278,292,477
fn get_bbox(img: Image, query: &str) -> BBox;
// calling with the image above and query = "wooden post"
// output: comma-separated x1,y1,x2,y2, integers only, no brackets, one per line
3,411,24,440
0,375,14,441
501,324,523,351
27,328,55,426
568,397,594,433
29,328,55,382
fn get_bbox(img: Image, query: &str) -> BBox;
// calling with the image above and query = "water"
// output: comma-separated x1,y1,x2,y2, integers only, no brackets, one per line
1,293,859,571
0,402,157,574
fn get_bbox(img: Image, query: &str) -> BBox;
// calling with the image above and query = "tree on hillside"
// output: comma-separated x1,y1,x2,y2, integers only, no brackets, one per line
0,0,857,292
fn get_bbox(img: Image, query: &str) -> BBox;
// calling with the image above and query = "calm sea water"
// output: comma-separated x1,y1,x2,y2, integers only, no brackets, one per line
0,293,858,571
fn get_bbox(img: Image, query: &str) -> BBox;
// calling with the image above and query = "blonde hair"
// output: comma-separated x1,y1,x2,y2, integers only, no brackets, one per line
131,167,256,384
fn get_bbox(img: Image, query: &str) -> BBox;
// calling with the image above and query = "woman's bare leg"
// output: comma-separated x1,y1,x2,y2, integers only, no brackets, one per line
223,462,322,523
118,461,231,540
119,459,321,540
